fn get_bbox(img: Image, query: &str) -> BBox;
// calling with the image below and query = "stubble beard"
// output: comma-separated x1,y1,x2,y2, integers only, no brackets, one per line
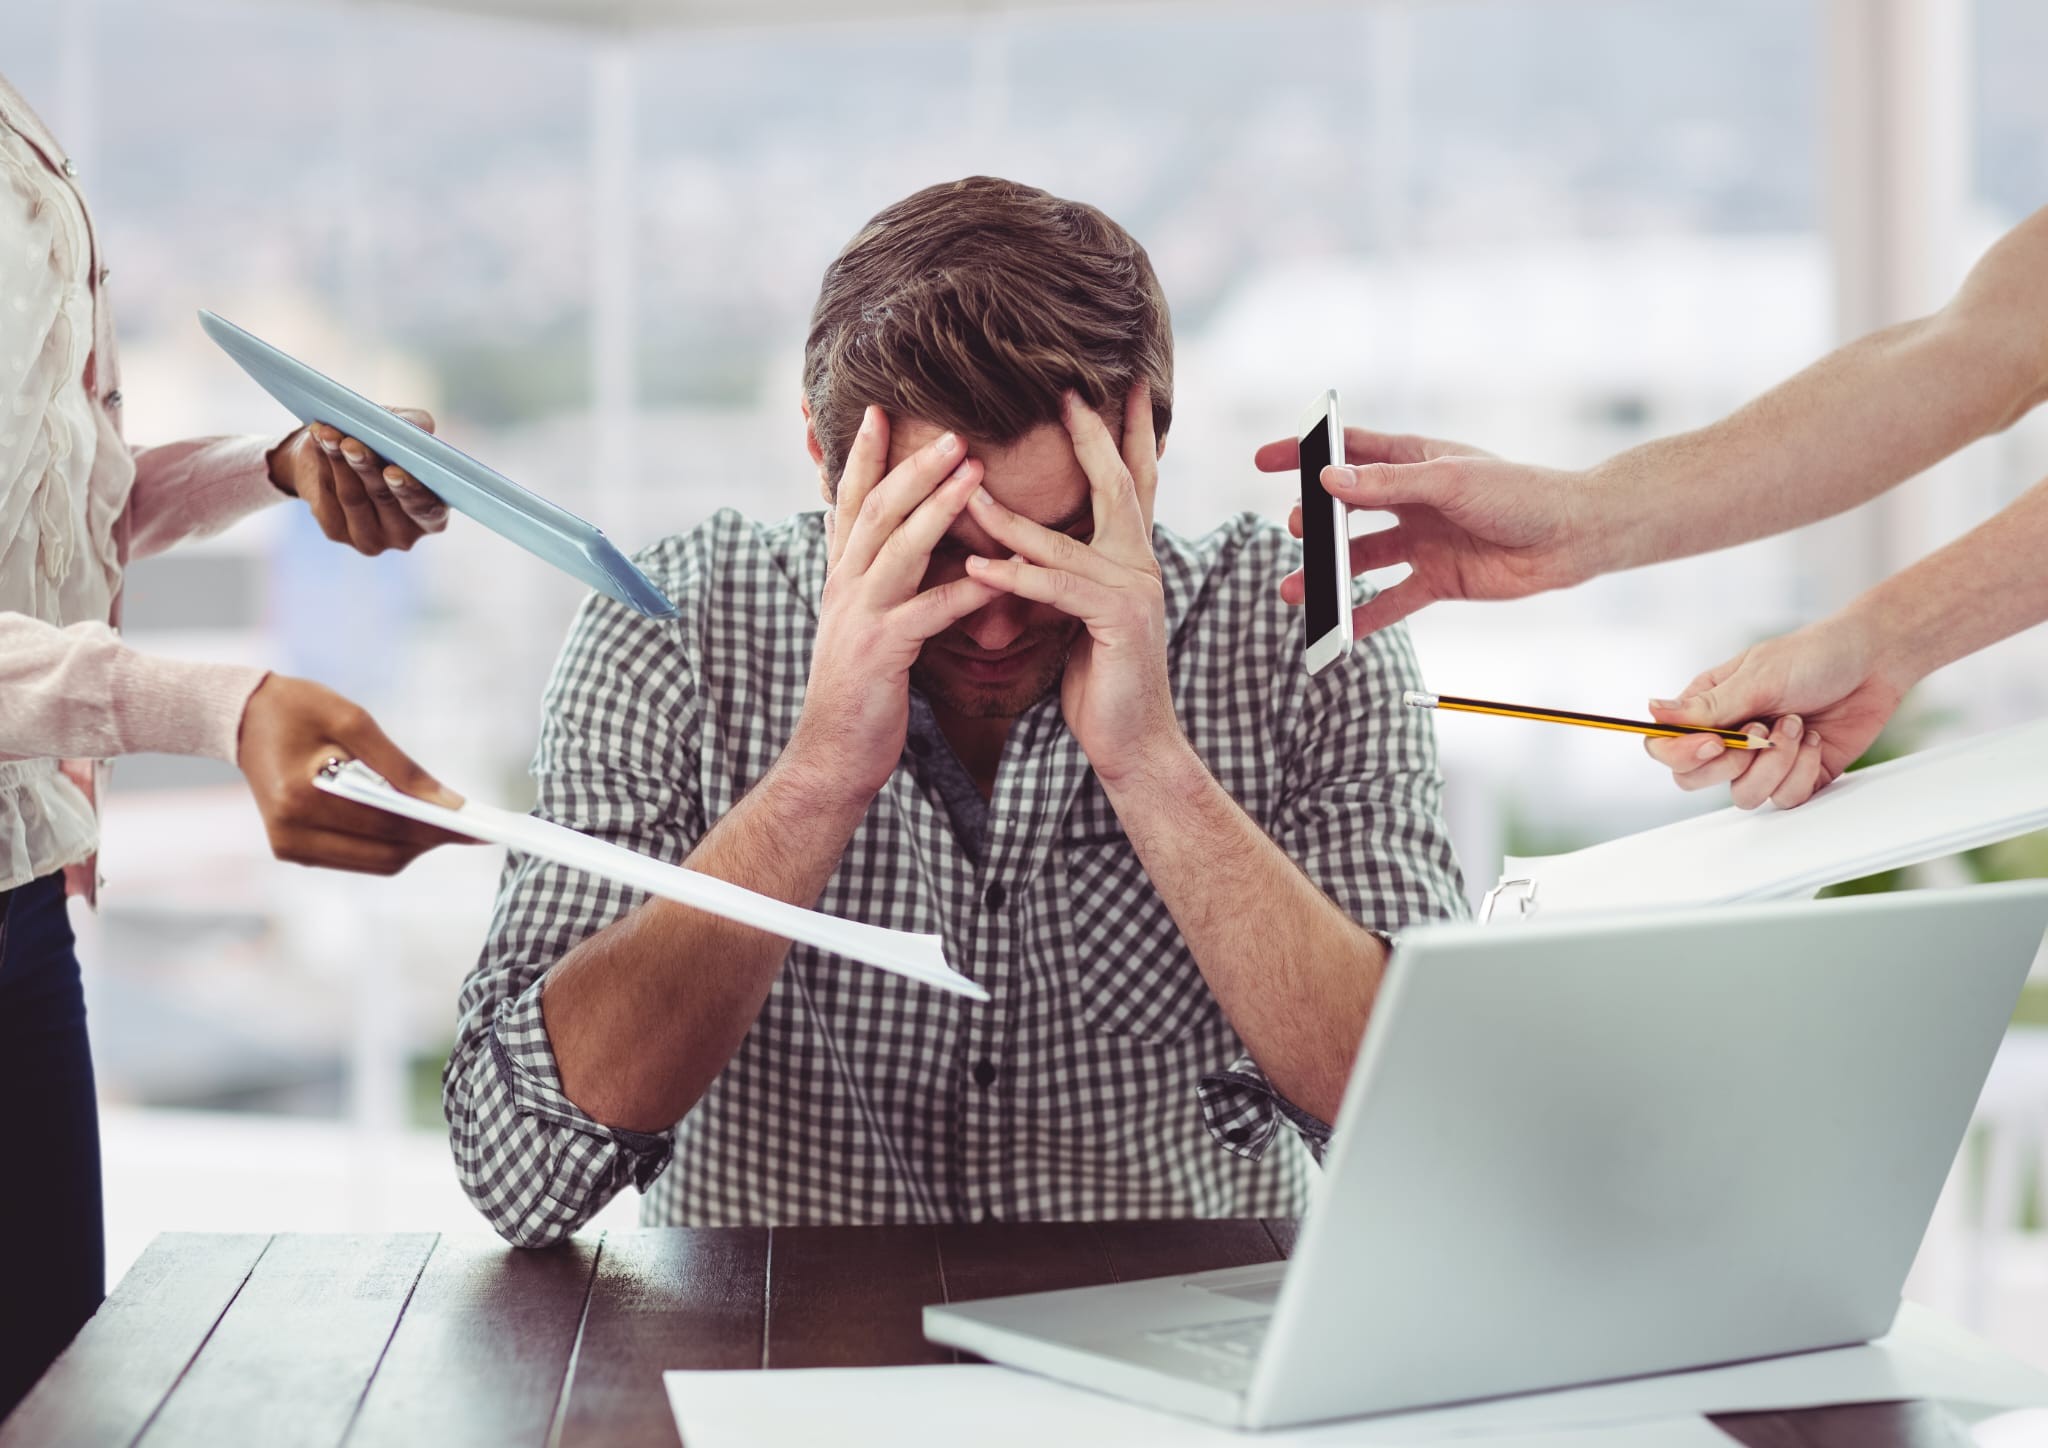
911,625,1079,720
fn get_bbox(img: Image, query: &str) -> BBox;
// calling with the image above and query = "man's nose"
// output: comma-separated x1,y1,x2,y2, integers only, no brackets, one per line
960,592,1028,653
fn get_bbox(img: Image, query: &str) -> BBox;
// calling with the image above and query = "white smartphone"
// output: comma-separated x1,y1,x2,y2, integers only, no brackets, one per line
1297,389,1353,675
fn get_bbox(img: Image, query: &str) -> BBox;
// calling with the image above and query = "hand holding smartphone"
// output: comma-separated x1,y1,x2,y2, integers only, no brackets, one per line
1298,389,1352,675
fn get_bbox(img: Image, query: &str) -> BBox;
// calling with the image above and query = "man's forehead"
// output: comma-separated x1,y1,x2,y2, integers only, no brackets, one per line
887,417,1093,531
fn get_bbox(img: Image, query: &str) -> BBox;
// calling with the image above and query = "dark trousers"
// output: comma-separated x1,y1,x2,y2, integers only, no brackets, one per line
0,874,104,1420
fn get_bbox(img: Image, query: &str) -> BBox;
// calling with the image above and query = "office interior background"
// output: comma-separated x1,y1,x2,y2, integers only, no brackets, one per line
6,0,2047,1362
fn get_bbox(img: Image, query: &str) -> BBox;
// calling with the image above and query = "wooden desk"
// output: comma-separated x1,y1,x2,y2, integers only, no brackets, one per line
2,1223,1974,1447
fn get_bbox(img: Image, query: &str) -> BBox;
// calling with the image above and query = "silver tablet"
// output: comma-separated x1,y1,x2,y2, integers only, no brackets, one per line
200,310,678,619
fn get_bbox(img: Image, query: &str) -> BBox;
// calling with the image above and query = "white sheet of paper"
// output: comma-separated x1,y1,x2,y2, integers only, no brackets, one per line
314,760,986,1001
664,1305,2048,1447
1499,716,2048,917
663,1366,1731,1448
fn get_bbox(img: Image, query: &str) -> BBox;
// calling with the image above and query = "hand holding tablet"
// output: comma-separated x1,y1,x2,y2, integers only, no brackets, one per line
201,310,677,618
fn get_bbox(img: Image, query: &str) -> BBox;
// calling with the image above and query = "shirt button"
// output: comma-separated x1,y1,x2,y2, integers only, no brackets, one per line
1225,1126,1252,1145
98,265,112,286
971,1059,997,1088
103,389,123,409
983,881,1007,911
61,157,78,178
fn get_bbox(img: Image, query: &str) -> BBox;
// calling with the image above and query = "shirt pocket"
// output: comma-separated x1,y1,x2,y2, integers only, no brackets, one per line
1061,835,1219,1043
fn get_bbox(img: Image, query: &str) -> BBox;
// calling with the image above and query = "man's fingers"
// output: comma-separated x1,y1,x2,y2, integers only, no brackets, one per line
1648,655,1749,727
872,458,982,587
1347,525,1409,577
828,406,891,571
1645,727,1758,794
1646,732,1731,776
1771,729,1828,810
1291,516,1407,580
1121,380,1159,527
895,574,1004,640
965,553,1115,620
1255,427,1443,474
1730,717,1803,810
1346,579,1431,638
1254,437,1301,474
1343,427,1453,467
1061,392,1146,558
1321,460,1457,513
840,426,964,578
966,486,1124,588
1291,570,1439,632
1666,745,1755,793
1648,680,1773,734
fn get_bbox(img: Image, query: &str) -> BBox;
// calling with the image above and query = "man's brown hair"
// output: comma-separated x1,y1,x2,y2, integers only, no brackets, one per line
803,176,1174,488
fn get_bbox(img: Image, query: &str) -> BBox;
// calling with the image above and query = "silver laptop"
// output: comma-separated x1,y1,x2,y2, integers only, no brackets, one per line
924,882,2048,1429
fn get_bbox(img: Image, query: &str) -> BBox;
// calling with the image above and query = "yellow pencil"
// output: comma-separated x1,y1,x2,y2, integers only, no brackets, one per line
1402,691,1772,748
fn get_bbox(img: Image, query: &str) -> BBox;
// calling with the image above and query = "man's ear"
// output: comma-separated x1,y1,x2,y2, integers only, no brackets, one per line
801,396,834,502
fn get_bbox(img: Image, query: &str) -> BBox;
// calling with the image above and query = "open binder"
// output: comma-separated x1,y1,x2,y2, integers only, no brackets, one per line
1481,716,2048,922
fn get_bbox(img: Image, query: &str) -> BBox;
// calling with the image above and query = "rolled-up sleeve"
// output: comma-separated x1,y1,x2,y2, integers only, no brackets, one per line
444,569,706,1247
1196,606,1469,1161
1199,1053,1334,1162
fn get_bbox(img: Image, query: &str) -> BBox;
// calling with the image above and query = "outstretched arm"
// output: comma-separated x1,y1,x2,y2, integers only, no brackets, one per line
1259,204,2048,637
1644,469,2048,809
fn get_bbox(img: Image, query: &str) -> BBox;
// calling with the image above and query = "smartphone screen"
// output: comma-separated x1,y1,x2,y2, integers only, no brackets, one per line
1299,410,1340,643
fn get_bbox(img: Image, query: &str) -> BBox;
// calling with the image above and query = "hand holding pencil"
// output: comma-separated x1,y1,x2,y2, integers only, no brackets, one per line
1639,615,1911,810
1413,612,1913,811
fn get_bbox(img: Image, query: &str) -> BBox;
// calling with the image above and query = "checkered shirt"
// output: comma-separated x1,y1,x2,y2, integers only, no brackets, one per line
445,508,1467,1246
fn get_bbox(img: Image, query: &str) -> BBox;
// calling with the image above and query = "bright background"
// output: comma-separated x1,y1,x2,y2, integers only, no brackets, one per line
4,0,2047,1365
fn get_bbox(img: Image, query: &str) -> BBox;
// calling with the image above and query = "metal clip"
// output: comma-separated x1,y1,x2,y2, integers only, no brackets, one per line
1480,877,1539,924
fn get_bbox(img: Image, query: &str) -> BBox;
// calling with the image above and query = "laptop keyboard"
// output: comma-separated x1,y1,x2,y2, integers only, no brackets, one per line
1144,1315,1270,1364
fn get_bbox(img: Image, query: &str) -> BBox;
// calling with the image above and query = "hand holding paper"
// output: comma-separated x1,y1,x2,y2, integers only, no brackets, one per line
314,759,986,1000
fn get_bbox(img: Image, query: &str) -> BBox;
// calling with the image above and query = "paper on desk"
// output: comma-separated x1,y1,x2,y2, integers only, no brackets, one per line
664,1304,2048,1446
314,760,986,1001
1499,715,2048,917
662,1366,1729,1448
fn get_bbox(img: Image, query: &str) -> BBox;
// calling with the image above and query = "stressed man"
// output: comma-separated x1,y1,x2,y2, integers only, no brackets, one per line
446,177,1466,1245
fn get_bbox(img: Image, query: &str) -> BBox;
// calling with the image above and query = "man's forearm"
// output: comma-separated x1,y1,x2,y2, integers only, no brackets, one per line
1100,740,1386,1124
1857,472,2048,688
540,752,869,1133
1587,206,2048,577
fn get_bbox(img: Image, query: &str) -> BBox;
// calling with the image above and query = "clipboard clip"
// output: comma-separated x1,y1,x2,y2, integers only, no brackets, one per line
317,757,389,791
1480,877,1539,924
